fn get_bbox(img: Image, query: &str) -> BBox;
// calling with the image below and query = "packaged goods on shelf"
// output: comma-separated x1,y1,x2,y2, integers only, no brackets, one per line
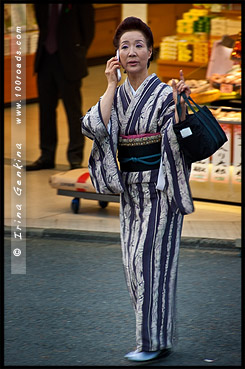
9,36,18,55
193,32,209,41
5,31,27,55
4,31,37,55
166,78,221,104
20,32,27,54
178,54,192,62
159,52,177,61
194,55,209,63
177,40,193,62
193,16,211,33
4,35,11,56
176,8,209,35
177,26,193,34
177,19,194,34
209,65,241,91
210,17,226,36
210,17,241,36
210,3,223,12
177,19,194,27
193,41,209,53
182,12,200,21
187,7,209,16
226,18,241,35
184,79,221,103
208,108,241,122
28,31,39,54
193,41,209,63
160,34,210,63
185,79,210,93
159,36,178,60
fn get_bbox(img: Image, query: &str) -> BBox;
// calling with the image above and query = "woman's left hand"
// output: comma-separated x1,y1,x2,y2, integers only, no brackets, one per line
172,70,191,105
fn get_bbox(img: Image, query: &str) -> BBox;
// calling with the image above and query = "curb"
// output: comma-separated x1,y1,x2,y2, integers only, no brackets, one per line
4,226,241,251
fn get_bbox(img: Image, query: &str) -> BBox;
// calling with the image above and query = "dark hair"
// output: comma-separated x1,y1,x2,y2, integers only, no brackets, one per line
113,16,154,66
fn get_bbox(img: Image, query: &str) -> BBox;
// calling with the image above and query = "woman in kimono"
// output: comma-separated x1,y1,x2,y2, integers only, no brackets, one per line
81,17,194,362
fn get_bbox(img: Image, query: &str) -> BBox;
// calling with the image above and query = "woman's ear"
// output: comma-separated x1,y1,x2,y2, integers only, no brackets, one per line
148,47,153,60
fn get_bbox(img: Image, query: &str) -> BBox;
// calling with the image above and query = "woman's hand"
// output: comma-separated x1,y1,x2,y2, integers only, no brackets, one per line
172,70,191,123
100,56,121,127
172,70,191,105
105,56,121,86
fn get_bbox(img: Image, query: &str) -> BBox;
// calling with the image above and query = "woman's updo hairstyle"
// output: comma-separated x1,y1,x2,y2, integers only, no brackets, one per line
113,16,154,68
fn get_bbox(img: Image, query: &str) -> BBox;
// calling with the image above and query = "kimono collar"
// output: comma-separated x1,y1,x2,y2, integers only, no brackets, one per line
126,73,157,98
128,81,136,96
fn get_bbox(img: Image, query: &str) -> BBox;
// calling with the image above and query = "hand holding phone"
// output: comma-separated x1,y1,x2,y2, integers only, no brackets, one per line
116,49,121,82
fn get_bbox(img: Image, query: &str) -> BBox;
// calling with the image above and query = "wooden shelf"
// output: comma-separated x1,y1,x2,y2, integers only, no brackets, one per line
157,59,208,82
86,4,121,59
211,10,241,17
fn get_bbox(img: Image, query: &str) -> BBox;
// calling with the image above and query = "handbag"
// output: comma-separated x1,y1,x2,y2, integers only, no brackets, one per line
173,92,228,164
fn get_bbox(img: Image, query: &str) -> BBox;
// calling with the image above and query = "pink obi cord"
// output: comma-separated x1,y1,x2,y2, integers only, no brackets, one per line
120,133,161,139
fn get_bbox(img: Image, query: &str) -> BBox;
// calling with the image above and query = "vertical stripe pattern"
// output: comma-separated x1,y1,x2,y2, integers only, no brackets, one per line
120,178,183,352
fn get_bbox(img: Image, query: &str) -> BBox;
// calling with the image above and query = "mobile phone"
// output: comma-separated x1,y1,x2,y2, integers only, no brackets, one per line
116,49,121,82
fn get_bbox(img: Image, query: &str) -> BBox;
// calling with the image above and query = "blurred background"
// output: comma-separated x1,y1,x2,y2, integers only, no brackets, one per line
4,3,241,237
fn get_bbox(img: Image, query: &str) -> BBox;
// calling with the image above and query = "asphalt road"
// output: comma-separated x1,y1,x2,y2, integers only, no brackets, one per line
4,236,241,367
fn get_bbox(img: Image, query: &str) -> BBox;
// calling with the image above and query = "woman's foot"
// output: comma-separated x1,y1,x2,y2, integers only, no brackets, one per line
124,349,140,358
125,348,172,362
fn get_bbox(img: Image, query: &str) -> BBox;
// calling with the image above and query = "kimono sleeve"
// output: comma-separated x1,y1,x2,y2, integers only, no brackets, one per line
158,91,194,215
163,121,194,215
81,101,125,195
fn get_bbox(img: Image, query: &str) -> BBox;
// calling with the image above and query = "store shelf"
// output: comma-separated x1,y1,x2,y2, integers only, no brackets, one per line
157,59,208,82
211,10,241,17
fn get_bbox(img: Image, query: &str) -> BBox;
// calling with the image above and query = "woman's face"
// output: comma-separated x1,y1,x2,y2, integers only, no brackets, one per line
118,30,152,75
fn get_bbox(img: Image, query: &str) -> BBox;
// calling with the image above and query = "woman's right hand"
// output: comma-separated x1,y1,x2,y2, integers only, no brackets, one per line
105,56,121,86
100,57,120,127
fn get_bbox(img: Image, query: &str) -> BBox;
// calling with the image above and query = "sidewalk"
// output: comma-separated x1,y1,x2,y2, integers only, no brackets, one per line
4,225,241,251
4,163,241,245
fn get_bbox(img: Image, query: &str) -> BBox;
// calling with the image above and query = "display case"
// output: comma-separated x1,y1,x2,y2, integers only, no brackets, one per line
189,107,241,204
156,3,241,204
156,4,241,82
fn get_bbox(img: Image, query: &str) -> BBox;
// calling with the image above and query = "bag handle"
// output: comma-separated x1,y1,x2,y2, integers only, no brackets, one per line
176,92,223,146
179,92,219,124
183,93,203,111
176,93,182,118
177,92,201,119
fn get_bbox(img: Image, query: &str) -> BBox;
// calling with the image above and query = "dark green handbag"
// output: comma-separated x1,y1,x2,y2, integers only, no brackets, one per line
173,92,228,164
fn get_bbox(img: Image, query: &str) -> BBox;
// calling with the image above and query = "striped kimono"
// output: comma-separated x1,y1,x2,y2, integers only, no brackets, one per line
81,73,194,352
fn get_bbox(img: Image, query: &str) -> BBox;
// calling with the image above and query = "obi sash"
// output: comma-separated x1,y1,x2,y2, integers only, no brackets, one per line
118,133,161,172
